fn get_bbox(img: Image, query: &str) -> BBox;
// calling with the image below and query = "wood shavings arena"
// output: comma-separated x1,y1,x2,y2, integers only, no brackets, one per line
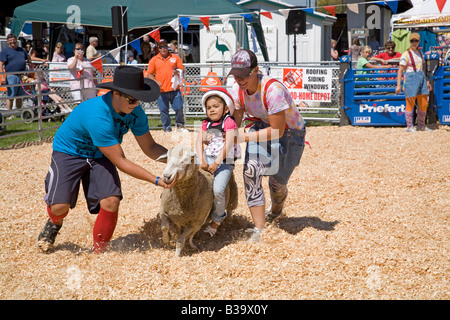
0,126,448,300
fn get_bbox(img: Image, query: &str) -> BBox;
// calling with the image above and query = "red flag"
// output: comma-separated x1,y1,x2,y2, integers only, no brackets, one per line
149,29,160,42
436,0,447,13
324,6,336,16
260,10,272,19
91,58,103,74
200,17,210,31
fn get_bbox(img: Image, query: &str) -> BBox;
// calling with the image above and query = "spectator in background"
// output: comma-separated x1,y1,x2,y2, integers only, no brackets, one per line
371,40,401,65
395,33,432,132
351,38,362,62
67,42,97,102
369,35,381,52
147,39,188,133
169,40,186,63
357,46,392,72
127,52,138,65
0,33,29,111
331,39,339,61
86,36,101,61
139,34,153,64
25,40,33,55
52,42,66,62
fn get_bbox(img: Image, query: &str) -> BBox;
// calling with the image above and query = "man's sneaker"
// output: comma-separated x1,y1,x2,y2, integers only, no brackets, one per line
176,125,189,133
38,219,62,253
163,127,172,133
265,203,284,223
246,227,265,243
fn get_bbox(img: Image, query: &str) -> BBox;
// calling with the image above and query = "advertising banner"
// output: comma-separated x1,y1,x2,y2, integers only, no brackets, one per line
282,67,333,103
48,62,71,88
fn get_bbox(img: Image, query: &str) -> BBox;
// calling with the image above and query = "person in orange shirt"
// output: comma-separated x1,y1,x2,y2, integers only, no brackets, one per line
147,39,188,132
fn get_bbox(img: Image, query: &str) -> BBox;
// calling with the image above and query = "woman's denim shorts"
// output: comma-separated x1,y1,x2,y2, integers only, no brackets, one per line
404,70,428,98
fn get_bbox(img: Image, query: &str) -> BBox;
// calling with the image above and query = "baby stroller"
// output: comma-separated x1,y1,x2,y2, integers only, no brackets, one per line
20,75,66,124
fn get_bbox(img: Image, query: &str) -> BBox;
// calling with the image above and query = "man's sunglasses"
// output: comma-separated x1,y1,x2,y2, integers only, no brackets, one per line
121,93,139,105
159,45,168,49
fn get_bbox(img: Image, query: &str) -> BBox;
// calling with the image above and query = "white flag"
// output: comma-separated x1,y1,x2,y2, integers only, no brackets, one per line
279,9,290,19
219,14,231,30
347,4,359,14
110,47,121,64
168,18,179,33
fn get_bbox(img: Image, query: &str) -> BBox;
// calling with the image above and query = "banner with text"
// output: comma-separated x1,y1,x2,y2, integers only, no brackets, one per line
282,67,333,103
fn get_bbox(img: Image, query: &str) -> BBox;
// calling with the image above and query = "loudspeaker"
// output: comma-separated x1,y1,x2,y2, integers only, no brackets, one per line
111,6,128,37
286,9,306,35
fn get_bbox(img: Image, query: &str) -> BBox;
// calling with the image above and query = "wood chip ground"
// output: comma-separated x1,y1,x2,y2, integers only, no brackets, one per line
0,126,448,299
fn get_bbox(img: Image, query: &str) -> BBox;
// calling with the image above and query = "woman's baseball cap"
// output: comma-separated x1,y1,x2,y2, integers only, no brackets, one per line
227,49,258,78
97,66,160,102
410,33,420,41
202,87,235,115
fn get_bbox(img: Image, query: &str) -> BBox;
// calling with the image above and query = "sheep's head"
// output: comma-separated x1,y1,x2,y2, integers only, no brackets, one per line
157,145,198,184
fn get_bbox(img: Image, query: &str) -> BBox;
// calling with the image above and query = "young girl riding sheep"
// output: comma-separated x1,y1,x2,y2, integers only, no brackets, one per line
196,88,240,237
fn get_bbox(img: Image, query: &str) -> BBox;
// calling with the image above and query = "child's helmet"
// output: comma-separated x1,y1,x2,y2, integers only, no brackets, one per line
201,87,235,116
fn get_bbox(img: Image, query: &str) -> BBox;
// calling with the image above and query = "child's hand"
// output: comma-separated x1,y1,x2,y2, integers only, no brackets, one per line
200,162,209,171
208,161,219,174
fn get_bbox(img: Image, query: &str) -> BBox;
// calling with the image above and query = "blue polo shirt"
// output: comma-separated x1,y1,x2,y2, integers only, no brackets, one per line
53,92,149,158
0,46,28,72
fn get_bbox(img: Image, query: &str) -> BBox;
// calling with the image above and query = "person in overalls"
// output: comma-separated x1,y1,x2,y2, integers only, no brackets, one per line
229,50,306,242
395,33,432,132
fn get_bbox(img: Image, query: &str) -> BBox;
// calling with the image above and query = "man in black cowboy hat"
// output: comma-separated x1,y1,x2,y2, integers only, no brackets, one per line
38,66,176,254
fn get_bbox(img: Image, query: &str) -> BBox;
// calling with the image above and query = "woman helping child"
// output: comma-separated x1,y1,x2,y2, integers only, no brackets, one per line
196,88,240,237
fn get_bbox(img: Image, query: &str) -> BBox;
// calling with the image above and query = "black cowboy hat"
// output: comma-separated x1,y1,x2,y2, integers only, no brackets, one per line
97,65,160,102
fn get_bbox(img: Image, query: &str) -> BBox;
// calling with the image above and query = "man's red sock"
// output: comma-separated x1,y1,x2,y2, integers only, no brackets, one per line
92,208,118,254
47,206,68,225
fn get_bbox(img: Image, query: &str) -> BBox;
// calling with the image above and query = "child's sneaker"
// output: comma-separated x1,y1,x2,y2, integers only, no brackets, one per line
246,227,265,243
38,219,62,253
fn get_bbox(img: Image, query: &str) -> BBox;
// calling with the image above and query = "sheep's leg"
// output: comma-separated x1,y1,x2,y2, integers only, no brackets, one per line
188,225,202,251
160,212,170,244
175,225,198,257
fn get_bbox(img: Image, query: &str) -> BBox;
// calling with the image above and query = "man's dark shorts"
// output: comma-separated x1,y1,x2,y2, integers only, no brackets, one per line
44,151,123,214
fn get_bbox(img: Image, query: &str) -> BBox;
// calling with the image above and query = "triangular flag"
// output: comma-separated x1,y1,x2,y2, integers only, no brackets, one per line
129,38,141,55
375,1,386,6
241,13,252,22
302,8,314,14
179,17,190,32
110,47,121,64
168,18,179,33
324,6,336,16
149,29,160,43
386,0,399,14
279,9,290,18
91,57,103,74
260,10,272,19
219,14,231,30
437,0,447,13
347,4,359,14
200,17,210,31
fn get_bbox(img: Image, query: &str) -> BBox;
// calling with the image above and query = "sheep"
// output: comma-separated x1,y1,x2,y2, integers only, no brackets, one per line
157,144,238,257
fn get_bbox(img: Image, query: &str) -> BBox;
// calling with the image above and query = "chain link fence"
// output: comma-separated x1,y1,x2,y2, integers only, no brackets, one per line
1,61,340,142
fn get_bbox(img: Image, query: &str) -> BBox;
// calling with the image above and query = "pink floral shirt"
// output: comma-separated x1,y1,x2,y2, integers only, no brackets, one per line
230,74,305,129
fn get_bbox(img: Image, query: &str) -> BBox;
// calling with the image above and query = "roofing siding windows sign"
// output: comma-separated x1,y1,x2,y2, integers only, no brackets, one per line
282,67,332,103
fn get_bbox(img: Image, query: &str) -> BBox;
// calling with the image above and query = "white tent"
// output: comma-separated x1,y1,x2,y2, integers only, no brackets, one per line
391,0,450,28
